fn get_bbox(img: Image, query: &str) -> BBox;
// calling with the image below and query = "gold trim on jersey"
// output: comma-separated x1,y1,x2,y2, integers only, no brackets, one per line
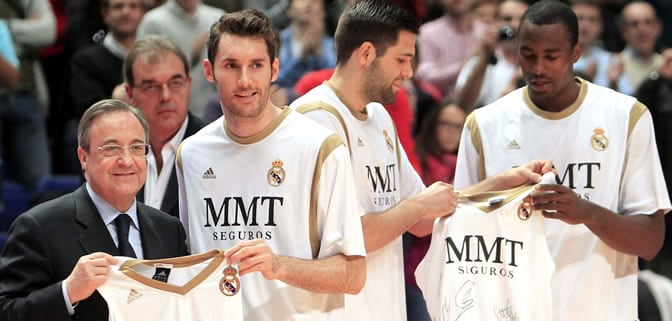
457,183,533,214
309,134,345,259
324,81,368,121
628,101,648,139
523,77,587,120
119,249,226,295
295,100,352,156
176,141,185,174
225,106,292,145
465,113,486,181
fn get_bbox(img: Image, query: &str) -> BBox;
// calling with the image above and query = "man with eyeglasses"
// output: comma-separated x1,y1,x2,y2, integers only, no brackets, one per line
123,35,206,218
0,99,189,321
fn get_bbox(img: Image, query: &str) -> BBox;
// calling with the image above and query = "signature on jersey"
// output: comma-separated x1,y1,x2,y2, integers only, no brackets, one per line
493,299,519,321
441,280,475,321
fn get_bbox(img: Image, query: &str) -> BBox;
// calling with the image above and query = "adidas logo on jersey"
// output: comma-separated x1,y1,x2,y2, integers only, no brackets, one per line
507,140,521,150
127,289,142,304
357,137,364,147
202,167,216,179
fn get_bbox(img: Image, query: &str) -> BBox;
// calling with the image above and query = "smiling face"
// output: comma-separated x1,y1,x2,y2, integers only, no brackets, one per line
517,21,580,111
363,30,415,104
77,111,148,211
204,33,279,120
127,51,191,145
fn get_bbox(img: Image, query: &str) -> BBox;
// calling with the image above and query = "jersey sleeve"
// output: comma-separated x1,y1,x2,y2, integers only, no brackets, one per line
315,142,367,258
454,113,483,190
620,105,671,215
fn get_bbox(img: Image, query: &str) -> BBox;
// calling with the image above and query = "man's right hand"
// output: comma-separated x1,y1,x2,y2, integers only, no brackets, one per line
414,181,458,220
65,252,117,304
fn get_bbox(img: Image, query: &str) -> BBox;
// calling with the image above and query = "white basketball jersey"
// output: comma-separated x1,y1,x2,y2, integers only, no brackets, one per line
98,249,243,321
176,108,366,321
454,78,671,320
292,83,426,321
416,173,556,321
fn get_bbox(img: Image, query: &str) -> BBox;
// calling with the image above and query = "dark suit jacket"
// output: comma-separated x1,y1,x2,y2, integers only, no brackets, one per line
0,186,189,321
137,112,207,217
69,44,124,118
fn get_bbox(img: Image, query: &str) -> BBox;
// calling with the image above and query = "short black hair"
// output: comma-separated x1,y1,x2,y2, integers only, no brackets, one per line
334,0,420,64
519,0,579,47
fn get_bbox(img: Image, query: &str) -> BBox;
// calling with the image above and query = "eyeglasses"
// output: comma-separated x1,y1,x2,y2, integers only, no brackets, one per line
96,144,150,157
133,77,187,95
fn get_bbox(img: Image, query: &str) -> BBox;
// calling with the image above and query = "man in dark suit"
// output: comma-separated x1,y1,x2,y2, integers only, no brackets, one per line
0,99,189,321
124,35,207,217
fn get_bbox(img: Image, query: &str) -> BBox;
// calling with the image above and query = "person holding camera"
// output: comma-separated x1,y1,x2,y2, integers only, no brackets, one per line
454,0,528,112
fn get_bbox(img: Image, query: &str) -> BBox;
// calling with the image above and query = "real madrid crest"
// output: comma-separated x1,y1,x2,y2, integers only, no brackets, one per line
219,265,240,296
383,130,394,153
267,159,285,187
590,128,609,151
517,196,532,221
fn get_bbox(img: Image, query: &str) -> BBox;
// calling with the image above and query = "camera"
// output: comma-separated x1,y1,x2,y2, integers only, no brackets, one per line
499,25,515,41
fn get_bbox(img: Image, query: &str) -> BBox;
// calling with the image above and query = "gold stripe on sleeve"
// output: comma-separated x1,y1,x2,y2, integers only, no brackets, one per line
628,101,648,139
309,134,345,259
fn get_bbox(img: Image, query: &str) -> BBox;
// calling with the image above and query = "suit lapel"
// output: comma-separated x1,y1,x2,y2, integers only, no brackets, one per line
74,187,119,256
137,205,162,259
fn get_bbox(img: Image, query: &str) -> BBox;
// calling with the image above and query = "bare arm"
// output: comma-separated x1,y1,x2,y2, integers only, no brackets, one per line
455,54,490,113
531,184,665,259
225,239,366,294
0,55,19,89
460,159,554,194
362,181,457,247
455,26,498,112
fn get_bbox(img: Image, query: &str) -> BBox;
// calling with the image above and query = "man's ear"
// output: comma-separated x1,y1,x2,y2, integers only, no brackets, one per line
271,57,279,82
77,146,88,172
357,41,377,67
572,43,581,63
204,59,216,83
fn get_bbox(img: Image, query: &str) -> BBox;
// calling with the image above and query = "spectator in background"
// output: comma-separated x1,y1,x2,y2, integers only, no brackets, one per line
123,36,206,218
65,0,144,175
275,0,336,105
454,0,528,112
405,45,442,137
0,0,55,191
571,0,613,87
137,0,224,118
415,0,486,99
610,1,662,95
404,100,465,321
471,0,497,26
71,0,145,126
647,0,672,48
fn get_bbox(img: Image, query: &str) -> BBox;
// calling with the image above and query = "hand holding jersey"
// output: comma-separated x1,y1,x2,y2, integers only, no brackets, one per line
66,253,119,305
416,172,557,321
